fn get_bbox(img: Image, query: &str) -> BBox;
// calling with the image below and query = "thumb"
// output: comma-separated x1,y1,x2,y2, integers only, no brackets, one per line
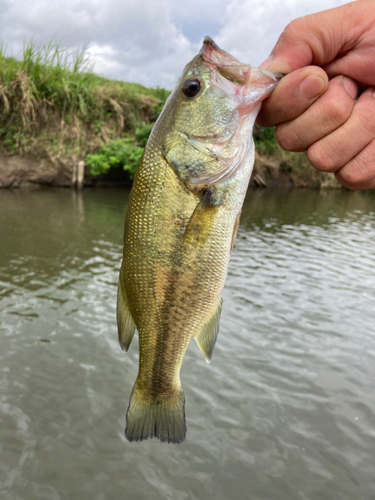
262,1,371,75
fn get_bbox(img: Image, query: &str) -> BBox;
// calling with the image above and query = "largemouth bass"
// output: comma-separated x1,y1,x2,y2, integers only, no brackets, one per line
117,37,281,444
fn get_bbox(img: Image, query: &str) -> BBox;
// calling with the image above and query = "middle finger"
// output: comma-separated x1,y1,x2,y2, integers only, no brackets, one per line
275,75,358,152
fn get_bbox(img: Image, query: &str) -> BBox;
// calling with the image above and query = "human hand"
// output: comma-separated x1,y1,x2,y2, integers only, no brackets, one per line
257,0,375,190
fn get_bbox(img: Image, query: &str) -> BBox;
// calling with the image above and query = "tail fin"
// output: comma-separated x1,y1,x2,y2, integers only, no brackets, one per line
125,380,186,444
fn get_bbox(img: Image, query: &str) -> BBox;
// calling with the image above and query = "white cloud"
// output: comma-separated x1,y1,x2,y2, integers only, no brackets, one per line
0,0,350,88
215,0,349,67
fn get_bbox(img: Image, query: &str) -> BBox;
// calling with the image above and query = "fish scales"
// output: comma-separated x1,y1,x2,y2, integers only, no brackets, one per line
117,37,281,444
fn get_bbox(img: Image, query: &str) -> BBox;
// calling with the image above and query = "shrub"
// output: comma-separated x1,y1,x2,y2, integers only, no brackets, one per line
253,125,280,156
86,124,153,178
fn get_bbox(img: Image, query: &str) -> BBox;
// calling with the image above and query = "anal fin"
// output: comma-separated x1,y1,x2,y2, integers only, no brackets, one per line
194,298,223,363
117,277,137,352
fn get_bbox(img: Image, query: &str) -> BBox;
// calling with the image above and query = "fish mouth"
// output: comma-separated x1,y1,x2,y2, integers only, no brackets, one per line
200,36,251,85
200,36,283,86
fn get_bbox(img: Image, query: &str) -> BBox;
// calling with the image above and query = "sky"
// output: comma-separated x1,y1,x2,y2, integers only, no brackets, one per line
0,0,350,89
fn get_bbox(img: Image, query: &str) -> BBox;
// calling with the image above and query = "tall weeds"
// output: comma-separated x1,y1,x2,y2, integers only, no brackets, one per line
0,40,168,159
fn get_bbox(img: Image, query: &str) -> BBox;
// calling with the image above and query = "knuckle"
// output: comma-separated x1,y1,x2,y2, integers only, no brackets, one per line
307,142,338,172
280,17,308,40
355,106,375,136
335,144,375,190
335,168,363,190
326,98,352,127
275,124,303,152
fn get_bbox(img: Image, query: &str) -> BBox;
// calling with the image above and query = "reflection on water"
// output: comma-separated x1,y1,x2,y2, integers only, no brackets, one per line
0,187,374,500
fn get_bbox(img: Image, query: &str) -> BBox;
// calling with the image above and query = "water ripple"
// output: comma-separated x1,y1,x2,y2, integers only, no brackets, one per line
0,188,374,500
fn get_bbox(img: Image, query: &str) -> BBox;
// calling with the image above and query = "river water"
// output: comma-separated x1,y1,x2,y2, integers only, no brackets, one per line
0,187,374,500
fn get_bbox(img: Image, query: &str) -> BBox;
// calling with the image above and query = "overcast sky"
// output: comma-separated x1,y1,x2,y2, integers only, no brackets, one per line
0,0,349,89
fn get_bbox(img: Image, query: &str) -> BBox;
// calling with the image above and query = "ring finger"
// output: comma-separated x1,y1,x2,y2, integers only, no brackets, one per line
307,86,375,172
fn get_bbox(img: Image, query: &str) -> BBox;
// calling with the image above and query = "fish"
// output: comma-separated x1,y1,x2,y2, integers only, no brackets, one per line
117,37,281,444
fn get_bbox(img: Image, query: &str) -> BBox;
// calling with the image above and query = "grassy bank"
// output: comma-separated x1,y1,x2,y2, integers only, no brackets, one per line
0,40,339,188
0,41,169,167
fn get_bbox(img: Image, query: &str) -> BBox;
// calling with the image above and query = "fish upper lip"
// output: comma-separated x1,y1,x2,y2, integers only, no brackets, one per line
200,38,284,86
203,36,220,50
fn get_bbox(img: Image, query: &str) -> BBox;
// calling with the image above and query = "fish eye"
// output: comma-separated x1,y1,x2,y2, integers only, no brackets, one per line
182,78,202,98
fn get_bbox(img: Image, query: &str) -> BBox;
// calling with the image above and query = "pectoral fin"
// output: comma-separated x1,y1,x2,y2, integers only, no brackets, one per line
184,190,220,248
185,137,218,160
164,135,220,186
117,278,137,352
194,298,223,363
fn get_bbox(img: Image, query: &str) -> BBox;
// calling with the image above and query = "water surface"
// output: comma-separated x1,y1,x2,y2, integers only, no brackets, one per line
0,187,374,500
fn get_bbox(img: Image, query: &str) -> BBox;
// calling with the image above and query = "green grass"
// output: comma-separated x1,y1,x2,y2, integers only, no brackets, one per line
0,40,169,162
254,125,281,156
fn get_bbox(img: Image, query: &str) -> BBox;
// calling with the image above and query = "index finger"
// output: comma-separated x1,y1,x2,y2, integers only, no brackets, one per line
257,66,328,127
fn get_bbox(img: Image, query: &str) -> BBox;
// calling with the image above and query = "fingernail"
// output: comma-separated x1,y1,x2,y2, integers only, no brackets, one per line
259,55,274,69
342,76,358,99
299,74,327,100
